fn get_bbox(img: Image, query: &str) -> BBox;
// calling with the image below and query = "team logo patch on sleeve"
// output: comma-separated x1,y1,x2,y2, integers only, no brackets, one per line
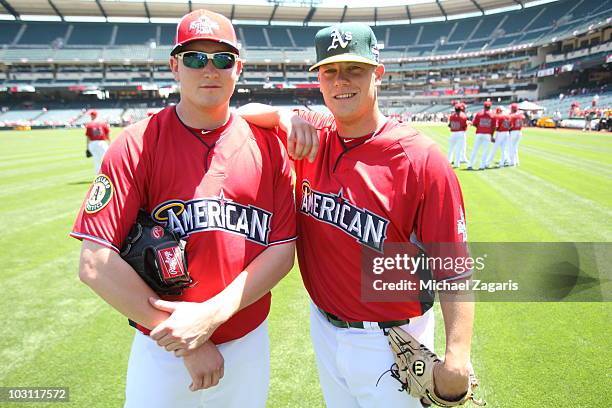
85,175,113,213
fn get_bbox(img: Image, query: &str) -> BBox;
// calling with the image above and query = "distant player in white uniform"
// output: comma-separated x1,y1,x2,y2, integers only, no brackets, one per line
508,103,525,166
486,106,511,167
468,101,495,170
84,110,110,174
448,103,468,168
448,102,467,168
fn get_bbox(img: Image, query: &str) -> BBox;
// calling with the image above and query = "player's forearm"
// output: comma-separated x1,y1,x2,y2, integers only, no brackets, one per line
439,291,474,368
236,103,290,129
211,242,295,323
78,240,170,330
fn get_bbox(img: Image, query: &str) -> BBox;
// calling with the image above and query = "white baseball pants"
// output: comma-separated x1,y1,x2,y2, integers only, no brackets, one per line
509,130,521,166
88,140,109,174
310,302,434,408
486,131,509,167
124,320,269,408
447,131,465,167
468,133,492,169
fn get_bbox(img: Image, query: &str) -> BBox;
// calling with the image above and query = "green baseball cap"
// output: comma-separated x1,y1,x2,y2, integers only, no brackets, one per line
309,22,380,71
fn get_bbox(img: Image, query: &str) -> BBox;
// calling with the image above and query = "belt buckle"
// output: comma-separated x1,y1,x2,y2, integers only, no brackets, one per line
362,321,379,330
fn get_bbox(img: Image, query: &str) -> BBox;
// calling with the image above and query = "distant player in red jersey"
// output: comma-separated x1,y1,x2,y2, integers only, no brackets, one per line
468,100,495,170
84,110,111,173
447,102,468,168
71,10,295,408
238,23,475,408
486,106,512,167
509,103,525,166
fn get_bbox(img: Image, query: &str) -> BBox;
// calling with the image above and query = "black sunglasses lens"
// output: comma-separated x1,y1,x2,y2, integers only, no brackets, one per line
211,53,236,69
182,52,208,69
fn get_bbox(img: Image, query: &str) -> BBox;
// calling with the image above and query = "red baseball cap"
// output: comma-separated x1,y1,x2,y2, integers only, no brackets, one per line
510,103,518,111
89,110,98,117
495,107,503,113
172,9,239,56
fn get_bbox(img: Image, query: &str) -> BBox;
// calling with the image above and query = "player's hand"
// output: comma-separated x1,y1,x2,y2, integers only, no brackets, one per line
424,360,470,405
182,340,224,391
149,297,223,356
279,110,319,162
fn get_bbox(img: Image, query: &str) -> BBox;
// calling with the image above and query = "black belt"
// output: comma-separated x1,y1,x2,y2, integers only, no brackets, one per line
318,307,410,330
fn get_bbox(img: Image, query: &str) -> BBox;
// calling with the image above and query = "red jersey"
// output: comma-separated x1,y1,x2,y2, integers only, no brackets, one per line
496,114,512,132
289,110,469,322
510,112,525,130
448,112,468,131
472,110,496,134
71,107,296,344
85,121,111,141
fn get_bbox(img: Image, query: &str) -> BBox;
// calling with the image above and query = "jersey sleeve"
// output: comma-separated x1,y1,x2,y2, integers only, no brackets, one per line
70,126,149,251
294,108,335,130
267,133,297,246
472,113,479,128
414,143,470,281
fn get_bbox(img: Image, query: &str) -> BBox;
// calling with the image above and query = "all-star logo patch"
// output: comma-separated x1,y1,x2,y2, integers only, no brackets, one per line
85,175,113,213
151,191,272,245
300,180,389,252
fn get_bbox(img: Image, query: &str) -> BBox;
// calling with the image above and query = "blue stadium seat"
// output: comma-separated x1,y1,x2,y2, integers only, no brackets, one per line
519,29,547,43
449,19,478,42
159,24,176,46
266,27,293,47
462,39,488,51
68,23,112,46
529,2,575,28
19,22,68,45
418,22,452,45
114,24,157,46
489,34,520,48
499,7,541,35
290,26,319,47
0,21,21,44
241,26,268,47
471,14,504,39
436,43,462,54
372,27,387,44
387,25,421,47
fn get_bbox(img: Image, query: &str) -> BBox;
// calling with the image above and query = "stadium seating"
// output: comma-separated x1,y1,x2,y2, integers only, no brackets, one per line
266,27,294,48
114,24,157,46
18,22,68,45
68,23,113,46
0,21,21,45
240,26,268,48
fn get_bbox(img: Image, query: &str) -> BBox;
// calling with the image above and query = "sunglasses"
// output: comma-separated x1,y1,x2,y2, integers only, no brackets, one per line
176,51,238,70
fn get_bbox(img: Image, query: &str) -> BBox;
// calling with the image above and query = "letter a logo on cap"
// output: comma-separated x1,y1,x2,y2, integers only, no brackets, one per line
327,28,352,51
189,16,219,35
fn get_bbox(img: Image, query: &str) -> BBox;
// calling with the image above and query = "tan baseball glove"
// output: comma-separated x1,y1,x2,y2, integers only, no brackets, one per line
386,327,485,407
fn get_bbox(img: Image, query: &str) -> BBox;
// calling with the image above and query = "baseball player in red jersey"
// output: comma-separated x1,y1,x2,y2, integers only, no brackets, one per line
468,101,495,170
84,110,111,173
448,102,468,168
71,10,296,408
486,106,511,167
509,103,525,166
238,23,475,408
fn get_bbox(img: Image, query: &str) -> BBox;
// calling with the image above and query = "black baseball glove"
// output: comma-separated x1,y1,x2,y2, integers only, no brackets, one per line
86,149,92,158
120,210,192,296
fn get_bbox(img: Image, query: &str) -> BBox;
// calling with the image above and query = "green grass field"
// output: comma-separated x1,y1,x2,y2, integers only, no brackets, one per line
0,125,610,407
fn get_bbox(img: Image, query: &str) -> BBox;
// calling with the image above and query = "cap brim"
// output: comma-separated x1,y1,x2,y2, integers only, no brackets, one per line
309,54,379,71
171,37,240,55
